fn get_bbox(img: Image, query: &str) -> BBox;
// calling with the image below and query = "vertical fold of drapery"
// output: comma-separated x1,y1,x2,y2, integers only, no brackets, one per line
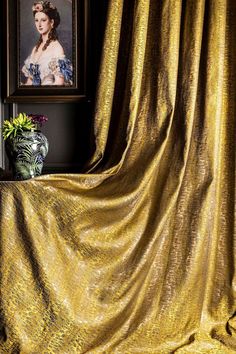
1,0,236,353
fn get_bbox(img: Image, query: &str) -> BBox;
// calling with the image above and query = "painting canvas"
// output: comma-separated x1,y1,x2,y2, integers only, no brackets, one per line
3,0,88,102
19,0,74,87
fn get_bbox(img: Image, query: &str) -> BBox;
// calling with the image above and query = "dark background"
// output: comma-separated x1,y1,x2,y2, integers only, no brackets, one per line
20,0,73,84
0,0,109,173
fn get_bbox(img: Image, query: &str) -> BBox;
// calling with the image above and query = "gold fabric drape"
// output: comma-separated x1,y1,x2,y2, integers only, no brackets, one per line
1,0,236,352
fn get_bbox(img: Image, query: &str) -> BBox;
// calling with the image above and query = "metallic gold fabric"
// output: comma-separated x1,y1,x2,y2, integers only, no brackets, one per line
1,0,236,352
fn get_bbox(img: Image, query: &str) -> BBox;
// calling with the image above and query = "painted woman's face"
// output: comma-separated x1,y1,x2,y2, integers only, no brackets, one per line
34,12,54,35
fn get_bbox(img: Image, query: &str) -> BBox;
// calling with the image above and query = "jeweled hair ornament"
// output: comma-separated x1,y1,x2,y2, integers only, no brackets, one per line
32,1,56,12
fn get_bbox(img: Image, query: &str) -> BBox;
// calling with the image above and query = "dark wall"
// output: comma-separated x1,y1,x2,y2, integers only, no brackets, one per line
0,0,109,173
18,102,91,172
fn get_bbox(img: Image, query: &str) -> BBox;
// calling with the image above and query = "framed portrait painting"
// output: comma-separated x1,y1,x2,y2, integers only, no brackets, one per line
3,0,89,102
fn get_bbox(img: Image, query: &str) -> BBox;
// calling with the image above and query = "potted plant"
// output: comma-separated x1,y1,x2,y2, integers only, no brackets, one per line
2,112,49,180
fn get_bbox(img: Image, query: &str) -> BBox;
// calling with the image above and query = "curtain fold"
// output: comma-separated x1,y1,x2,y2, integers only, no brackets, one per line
1,0,236,352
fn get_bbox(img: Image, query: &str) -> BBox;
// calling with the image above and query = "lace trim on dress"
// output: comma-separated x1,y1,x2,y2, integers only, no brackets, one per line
22,56,73,86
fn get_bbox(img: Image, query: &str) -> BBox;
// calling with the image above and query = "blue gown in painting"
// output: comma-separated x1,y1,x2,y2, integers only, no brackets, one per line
22,55,73,86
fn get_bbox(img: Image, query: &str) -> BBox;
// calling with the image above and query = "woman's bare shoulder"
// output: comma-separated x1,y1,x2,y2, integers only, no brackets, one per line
31,46,38,55
49,40,65,56
28,46,38,61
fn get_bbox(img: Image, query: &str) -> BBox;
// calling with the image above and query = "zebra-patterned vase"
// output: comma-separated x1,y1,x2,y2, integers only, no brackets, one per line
6,131,49,180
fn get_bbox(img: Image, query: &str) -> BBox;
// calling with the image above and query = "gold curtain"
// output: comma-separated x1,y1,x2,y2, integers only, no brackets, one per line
1,0,236,352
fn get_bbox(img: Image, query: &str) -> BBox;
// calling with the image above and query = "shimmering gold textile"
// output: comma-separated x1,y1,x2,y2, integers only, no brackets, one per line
1,0,236,352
